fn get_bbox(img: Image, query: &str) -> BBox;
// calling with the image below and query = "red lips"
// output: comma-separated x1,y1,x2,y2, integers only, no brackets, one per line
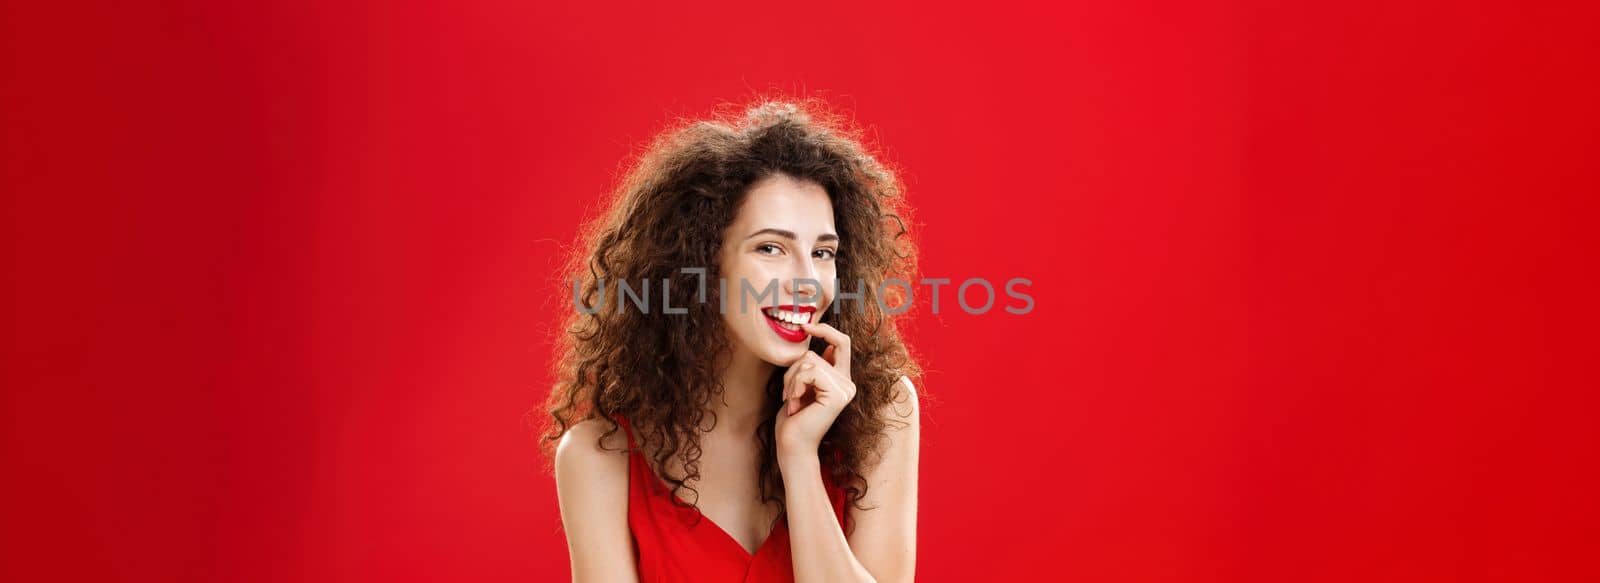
762,302,816,343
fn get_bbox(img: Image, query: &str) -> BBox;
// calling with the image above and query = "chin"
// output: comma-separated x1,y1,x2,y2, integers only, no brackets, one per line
756,342,810,366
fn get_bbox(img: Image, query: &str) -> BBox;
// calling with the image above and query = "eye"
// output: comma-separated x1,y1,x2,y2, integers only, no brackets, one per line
755,243,783,256
813,248,837,260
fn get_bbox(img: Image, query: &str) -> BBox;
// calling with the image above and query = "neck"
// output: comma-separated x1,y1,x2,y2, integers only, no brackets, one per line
713,347,776,436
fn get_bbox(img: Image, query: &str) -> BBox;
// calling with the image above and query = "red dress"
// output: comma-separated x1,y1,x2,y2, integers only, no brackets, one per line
614,414,848,582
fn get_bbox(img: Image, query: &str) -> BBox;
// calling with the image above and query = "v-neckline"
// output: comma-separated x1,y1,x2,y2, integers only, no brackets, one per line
633,447,782,559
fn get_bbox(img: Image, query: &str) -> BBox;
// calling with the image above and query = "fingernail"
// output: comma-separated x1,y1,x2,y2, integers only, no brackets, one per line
802,362,813,369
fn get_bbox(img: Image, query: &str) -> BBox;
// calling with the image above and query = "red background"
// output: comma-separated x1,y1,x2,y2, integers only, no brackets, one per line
3,1,1597,581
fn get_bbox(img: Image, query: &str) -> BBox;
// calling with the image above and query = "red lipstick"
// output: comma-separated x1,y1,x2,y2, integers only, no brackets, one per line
761,303,816,343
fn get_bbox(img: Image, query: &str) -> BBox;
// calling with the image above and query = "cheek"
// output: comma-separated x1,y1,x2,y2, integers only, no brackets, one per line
718,297,760,340
719,251,759,281
716,257,750,298
817,269,838,307
718,306,745,331
715,260,763,322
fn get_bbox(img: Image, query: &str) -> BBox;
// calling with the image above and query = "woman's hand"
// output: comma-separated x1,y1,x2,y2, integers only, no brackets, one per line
775,322,856,460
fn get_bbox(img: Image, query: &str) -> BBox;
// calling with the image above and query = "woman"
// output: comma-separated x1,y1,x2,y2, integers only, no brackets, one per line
542,99,923,583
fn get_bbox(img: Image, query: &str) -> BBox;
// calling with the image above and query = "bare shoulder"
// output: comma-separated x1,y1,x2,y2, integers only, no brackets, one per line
554,418,639,580
555,418,630,483
849,376,920,583
881,374,920,426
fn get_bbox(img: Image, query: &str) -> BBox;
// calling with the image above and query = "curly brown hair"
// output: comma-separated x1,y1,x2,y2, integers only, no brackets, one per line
536,98,922,531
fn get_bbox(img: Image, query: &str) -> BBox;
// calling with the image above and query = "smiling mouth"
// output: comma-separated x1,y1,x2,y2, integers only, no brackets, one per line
761,305,816,343
762,306,813,330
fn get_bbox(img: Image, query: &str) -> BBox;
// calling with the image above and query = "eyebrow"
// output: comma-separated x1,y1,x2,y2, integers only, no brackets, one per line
744,228,839,243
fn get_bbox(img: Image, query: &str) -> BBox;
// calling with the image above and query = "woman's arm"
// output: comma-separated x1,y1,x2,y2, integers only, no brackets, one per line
844,376,919,581
782,375,921,583
555,420,640,583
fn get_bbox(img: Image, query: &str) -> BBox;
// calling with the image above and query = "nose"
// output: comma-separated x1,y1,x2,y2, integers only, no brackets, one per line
781,257,823,306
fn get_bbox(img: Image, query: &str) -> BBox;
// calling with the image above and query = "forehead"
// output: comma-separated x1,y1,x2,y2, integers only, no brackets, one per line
729,174,835,233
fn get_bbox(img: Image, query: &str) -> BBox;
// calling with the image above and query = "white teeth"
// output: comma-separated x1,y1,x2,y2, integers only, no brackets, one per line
764,308,809,326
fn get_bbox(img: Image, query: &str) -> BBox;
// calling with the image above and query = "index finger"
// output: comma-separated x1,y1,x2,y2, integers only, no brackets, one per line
800,322,851,372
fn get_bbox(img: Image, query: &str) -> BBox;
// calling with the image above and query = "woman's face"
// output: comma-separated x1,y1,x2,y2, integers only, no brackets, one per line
717,173,839,367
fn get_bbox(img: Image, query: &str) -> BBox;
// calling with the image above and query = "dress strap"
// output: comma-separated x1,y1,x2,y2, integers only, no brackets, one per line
613,413,638,450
